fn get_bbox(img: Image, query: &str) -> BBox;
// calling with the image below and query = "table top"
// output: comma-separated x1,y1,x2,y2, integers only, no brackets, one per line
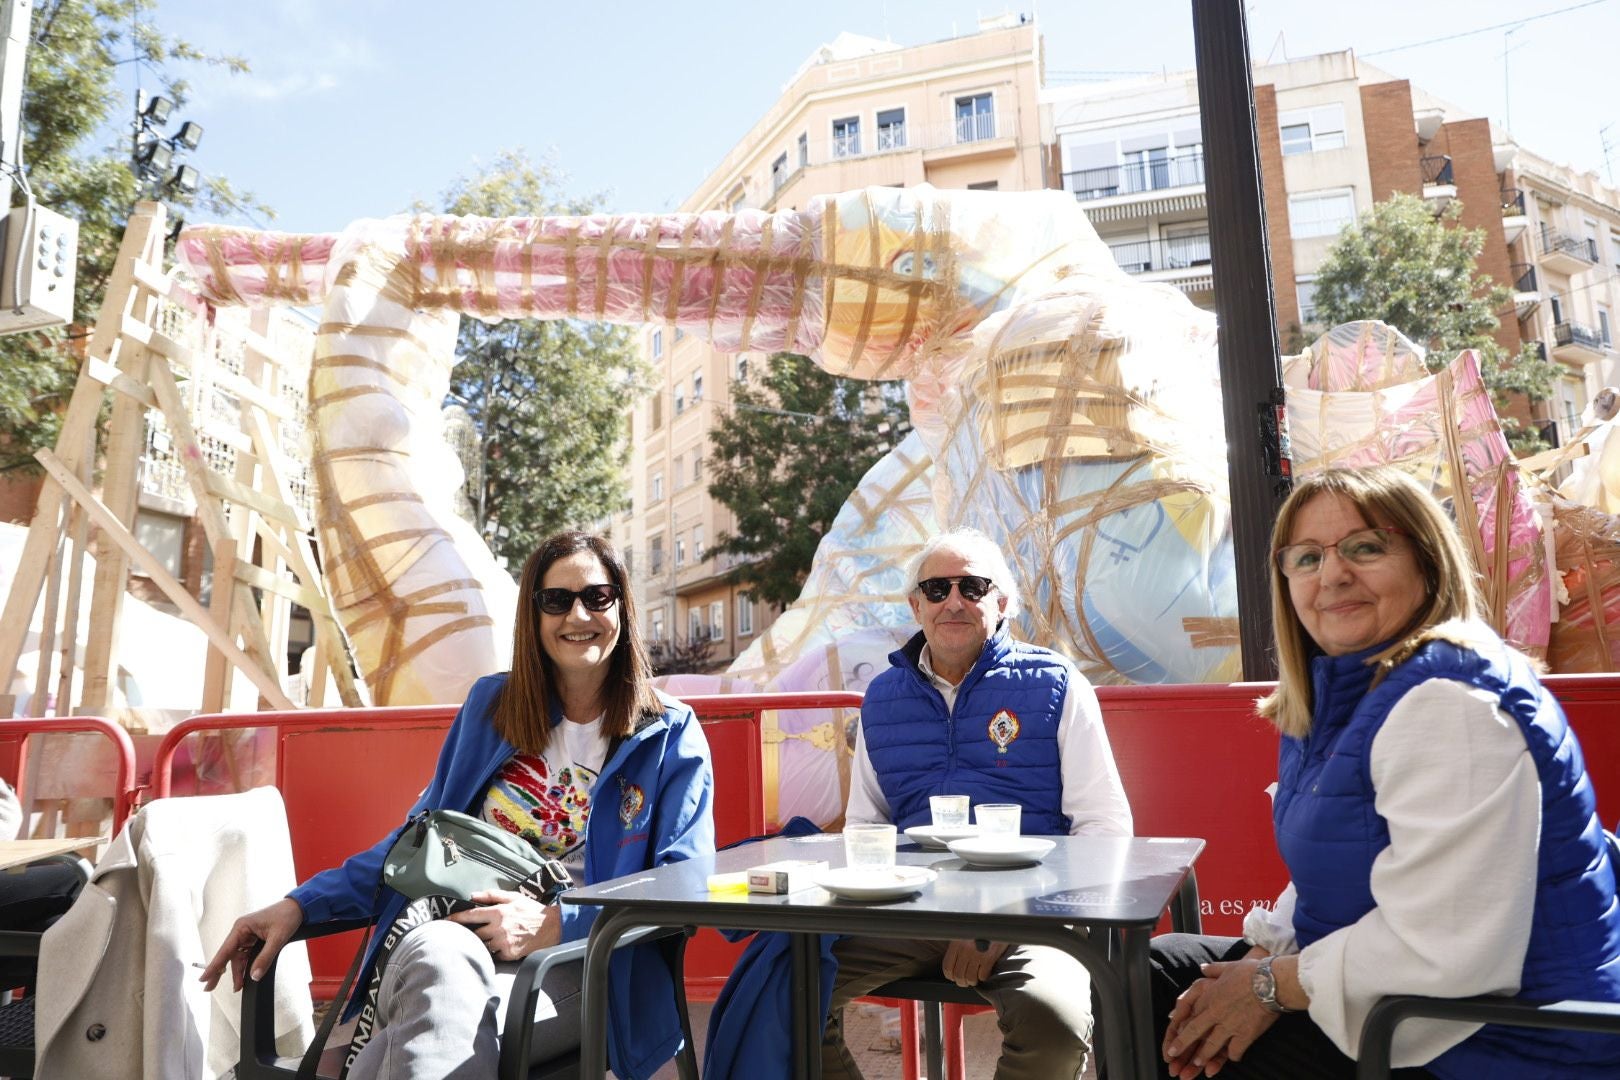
0,837,97,872
564,834,1203,930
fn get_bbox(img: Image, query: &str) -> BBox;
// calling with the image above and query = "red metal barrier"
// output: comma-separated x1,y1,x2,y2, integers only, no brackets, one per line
681,691,863,998
137,677,1620,997
1096,684,1286,936
145,694,861,1001
0,716,138,833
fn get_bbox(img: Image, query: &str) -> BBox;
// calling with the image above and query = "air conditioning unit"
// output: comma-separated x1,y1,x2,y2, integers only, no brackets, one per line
0,202,77,335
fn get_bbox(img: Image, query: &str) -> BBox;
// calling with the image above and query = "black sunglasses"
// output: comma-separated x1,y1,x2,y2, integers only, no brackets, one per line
535,584,622,616
915,575,995,604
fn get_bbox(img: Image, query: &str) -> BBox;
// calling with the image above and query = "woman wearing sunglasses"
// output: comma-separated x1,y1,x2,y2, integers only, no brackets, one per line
1151,467,1620,1079
202,532,715,1079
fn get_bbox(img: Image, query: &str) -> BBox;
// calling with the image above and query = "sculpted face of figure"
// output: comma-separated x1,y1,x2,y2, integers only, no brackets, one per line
1285,493,1426,657
908,547,1007,682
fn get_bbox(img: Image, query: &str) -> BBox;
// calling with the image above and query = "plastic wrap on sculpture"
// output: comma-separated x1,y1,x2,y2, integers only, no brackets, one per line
730,187,1240,690
176,223,516,704
1282,321,1551,651
1547,498,1620,671
176,186,1241,709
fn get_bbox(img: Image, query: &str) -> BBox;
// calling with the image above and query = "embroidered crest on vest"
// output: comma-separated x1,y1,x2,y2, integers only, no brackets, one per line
987,709,1021,753
618,778,645,825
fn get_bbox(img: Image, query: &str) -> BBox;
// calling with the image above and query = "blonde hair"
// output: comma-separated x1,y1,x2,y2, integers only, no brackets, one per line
1257,467,1486,738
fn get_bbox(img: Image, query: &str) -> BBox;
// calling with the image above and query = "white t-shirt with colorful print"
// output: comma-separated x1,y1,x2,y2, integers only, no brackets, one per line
480,716,608,871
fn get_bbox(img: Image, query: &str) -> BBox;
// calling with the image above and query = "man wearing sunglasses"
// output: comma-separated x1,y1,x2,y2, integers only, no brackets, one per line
822,528,1133,1080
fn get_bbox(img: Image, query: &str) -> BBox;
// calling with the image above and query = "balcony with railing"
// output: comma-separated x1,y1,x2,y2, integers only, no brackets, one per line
1063,152,1205,206
1538,226,1599,276
1106,233,1212,280
1553,320,1606,363
1500,187,1529,244
1420,155,1455,210
1510,263,1539,318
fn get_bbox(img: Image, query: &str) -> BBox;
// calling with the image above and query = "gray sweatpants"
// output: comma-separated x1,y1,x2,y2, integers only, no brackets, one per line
344,919,582,1080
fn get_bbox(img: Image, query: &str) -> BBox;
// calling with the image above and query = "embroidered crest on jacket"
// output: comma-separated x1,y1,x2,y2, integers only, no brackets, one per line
987,709,1021,753
618,778,645,825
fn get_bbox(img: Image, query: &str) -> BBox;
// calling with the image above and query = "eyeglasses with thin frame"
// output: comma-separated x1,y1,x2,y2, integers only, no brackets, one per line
1274,527,1409,579
915,575,996,604
535,584,622,616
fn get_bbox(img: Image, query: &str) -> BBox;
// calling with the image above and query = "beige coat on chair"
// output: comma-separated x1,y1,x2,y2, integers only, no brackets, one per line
34,786,315,1079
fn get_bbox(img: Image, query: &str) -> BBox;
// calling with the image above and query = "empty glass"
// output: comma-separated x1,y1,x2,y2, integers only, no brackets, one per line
843,823,898,869
975,804,1022,835
929,795,970,829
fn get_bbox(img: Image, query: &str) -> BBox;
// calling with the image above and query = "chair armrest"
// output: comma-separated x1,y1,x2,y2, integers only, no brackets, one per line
0,931,40,960
241,918,377,1074
498,924,691,1079
1356,994,1620,1079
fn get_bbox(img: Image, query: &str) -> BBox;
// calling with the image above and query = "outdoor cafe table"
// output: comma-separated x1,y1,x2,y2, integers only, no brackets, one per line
568,833,1205,1080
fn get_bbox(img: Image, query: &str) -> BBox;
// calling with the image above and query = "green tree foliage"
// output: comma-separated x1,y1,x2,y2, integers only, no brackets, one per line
1311,194,1558,444
647,632,716,677
707,352,911,611
0,0,262,473
434,150,647,564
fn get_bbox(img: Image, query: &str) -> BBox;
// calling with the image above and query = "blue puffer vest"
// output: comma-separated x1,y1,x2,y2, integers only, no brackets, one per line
1275,631,1620,1078
862,625,1068,834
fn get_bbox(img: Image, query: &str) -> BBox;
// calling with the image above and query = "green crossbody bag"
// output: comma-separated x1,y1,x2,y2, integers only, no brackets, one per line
381,807,573,904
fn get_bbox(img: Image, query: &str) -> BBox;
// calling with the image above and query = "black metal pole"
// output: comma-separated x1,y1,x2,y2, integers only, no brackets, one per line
1191,0,1291,681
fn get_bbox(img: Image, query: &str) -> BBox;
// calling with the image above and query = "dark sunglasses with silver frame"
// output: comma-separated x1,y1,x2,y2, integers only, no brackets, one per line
534,583,623,616
915,575,996,604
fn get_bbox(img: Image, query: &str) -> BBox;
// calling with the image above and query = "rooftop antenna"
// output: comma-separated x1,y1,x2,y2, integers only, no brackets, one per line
1602,123,1617,187
1501,21,1529,135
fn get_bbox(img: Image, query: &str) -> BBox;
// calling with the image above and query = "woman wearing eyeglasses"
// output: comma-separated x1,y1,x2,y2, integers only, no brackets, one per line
1152,467,1620,1079
202,532,715,1080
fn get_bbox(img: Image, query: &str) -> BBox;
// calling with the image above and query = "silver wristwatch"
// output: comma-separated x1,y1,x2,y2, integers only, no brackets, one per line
1251,956,1293,1014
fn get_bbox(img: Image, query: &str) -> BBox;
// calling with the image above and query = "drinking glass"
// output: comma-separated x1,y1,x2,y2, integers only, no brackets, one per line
975,803,1022,835
843,823,898,870
929,795,970,829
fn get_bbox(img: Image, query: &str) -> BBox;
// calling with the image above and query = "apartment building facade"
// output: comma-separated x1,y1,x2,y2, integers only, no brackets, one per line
1045,50,1620,443
620,17,1047,668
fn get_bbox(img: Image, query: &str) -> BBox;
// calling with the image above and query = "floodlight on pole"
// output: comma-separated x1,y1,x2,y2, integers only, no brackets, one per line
143,95,174,126
174,120,203,150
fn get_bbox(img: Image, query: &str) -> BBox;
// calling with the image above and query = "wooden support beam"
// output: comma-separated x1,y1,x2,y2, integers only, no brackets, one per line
73,204,168,712
36,449,295,709
0,210,166,706
142,345,283,688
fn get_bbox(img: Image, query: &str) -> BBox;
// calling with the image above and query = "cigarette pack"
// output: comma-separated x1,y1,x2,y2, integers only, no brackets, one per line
746,858,828,894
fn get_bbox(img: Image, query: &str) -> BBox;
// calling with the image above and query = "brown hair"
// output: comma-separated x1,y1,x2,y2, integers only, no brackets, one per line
1257,467,1487,738
493,531,662,754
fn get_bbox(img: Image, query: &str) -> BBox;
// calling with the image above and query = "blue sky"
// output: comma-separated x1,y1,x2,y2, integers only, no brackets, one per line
131,0,1620,233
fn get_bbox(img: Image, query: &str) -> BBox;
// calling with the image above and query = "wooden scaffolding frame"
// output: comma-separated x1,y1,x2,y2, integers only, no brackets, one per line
0,201,362,721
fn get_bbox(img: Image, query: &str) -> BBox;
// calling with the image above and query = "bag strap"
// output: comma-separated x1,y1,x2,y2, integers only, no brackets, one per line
294,920,373,1080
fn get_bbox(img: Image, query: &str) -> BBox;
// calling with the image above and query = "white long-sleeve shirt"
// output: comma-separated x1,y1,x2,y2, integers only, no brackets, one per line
1242,678,1541,1068
844,644,1134,837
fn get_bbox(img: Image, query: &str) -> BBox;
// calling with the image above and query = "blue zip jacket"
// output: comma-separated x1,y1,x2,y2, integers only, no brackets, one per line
862,625,1067,834
1277,632,1620,1077
288,674,715,1080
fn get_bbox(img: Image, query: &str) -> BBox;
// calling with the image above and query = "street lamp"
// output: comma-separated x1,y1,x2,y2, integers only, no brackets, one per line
131,89,205,203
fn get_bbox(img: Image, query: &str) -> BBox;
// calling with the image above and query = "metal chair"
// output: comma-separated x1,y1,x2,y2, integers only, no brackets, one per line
237,918,699,1080
0,853,93,1080
1355,830,1620,1078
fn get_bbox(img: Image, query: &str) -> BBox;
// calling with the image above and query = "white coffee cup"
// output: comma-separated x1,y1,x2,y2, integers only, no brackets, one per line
975,803,1022,835
843,823,898,869
929,795,970,829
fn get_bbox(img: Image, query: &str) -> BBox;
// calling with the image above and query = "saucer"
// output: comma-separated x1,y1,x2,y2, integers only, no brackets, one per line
903,823,981,851
945,835,1056,868
814,865,937,902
